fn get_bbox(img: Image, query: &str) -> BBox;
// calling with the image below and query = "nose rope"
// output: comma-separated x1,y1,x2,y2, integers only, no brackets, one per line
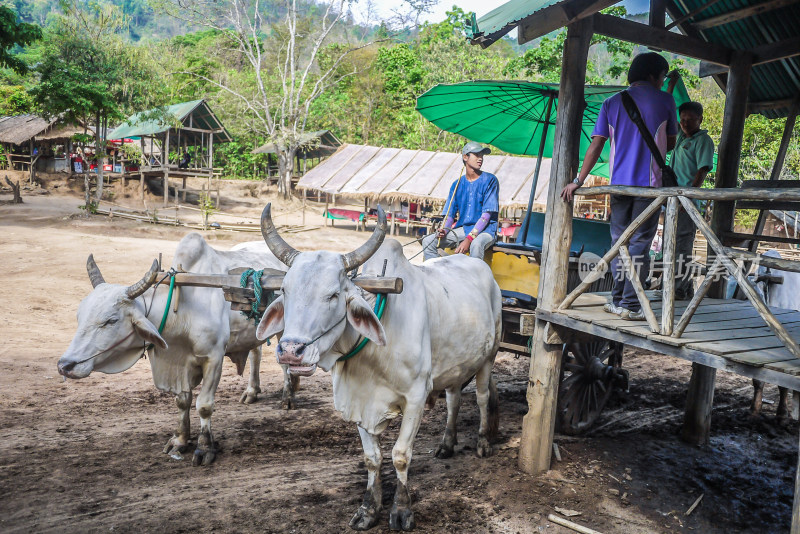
65,270,176,369
306,313,347,346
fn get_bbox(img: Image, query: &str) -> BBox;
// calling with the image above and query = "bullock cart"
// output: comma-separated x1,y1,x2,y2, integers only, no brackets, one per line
488,211,633,435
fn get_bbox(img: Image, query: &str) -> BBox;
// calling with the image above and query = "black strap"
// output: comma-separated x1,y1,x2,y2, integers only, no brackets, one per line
620,91,677,187
620,91,667,168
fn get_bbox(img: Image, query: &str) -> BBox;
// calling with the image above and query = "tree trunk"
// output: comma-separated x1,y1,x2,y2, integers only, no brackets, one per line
279,148,297,199
95,113,105,201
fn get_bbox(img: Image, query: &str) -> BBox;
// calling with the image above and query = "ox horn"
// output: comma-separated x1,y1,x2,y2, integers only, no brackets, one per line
86,254,106,288
126,259,160,300
260,203,300,267
342,205,387,271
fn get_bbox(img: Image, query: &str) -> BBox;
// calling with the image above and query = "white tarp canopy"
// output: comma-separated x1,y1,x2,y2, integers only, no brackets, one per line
296,144,586,209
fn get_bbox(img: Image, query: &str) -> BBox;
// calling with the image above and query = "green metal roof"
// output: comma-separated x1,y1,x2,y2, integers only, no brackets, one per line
668,0,800,119
467,0,559,45
471,0,800,119
109,100,232,142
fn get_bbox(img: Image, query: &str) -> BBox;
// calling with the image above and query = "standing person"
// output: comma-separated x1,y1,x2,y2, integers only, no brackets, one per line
422,141,499,261
667,101,715,299
561,52,678,320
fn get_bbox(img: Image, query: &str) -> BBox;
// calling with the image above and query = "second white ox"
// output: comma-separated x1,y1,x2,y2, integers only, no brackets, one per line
57,232,294,466
255,204,502,531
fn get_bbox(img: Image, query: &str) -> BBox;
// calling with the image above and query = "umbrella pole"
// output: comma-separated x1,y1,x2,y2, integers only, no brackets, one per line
519,93,555,242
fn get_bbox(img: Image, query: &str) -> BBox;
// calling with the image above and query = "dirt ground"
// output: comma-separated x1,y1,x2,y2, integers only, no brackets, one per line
0,172,797,533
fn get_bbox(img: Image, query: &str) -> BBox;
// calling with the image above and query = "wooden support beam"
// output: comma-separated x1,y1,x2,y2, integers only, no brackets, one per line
575,185,800,201
749,95,800,255
514,0,617,45
674,257,723,337
665,0,725,30
591,13,733,66
752,36,800,66
680,195,800,358
692,0,797,30
725,231,800,247
681,363,716,446
661,196,678,336
618,245,660,333
748,98,797,114
519,17,592,476
649,0,666,29
723,247,800,274
710,51,752,298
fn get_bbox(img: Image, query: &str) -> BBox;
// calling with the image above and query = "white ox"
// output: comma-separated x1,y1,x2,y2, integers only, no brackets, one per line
57,232,295,466
255,205,502,531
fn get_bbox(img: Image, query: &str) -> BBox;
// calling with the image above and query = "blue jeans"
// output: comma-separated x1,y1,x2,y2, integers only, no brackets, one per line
609,195,660,312
422,226,495,261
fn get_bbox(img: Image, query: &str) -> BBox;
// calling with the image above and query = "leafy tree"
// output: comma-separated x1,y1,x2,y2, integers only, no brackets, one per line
0,85,34,114
0,6,42,75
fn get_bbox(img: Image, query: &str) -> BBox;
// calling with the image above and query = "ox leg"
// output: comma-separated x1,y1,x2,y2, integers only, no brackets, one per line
349,426,383,531
751,379,765,416
280,364,300,410
389,402,423,531
475,360,498,458
778,387,792,422
434,387,461,459
240,348,262,405
164,391,192,460
193,356,224,467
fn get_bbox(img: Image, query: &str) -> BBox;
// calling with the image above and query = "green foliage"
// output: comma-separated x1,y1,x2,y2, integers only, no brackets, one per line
0,6,43,75
0,85,34,114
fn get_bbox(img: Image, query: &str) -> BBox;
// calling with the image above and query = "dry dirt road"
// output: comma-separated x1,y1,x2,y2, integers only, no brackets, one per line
0,183,796,533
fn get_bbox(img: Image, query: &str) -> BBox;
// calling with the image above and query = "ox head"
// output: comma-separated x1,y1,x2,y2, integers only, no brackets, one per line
57,255,167,379
255,204,387,376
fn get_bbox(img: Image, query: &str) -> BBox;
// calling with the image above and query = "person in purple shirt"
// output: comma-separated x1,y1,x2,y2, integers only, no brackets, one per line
422,141,499,261
562,53,678,320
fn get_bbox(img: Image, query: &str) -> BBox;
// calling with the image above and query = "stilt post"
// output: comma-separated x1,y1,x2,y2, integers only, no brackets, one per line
518,17,593,475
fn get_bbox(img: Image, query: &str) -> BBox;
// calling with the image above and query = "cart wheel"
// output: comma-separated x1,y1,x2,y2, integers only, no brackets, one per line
557,339,626,435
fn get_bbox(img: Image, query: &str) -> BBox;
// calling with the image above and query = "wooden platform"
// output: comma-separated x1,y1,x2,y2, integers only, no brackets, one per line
536,292,800,391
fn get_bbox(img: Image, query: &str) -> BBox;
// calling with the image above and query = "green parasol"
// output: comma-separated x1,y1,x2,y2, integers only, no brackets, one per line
416,78,691,234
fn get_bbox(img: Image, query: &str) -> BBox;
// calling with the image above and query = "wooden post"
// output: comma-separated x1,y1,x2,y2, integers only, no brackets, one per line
519,17,592,475
681,363,716,446
709,51,752,298
794,429,800,533
681,52,751,447
661,196,678,335
163,131,170,207
749,94,800,253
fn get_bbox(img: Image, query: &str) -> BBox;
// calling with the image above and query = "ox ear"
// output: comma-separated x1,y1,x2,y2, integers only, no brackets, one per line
346,294,386,346
132,315,168,350
257,295,284,341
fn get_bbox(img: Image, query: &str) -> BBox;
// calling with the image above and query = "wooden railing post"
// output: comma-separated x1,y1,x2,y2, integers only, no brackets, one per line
519,17,592,475
661,196,678,335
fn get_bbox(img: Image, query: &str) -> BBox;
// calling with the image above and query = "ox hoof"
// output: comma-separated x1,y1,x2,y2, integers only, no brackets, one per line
240,389,260,405
281,396,296,410
349,505,380,531
476,436,493,458
163,436,189,460
388,508,415,531
434,443,454,459
192,446,217,466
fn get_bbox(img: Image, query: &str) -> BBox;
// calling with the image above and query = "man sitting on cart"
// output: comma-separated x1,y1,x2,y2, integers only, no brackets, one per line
561,52,678,320
422,141,499,261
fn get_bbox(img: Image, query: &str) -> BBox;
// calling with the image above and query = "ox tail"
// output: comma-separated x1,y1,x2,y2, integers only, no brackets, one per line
487,376,499,440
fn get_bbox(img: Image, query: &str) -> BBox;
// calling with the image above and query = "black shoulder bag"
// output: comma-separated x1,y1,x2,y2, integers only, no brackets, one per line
620,91,678,187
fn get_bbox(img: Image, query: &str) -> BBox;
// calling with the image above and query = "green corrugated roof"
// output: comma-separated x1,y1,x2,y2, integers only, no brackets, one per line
471,0,800,118
109,100,231,142
467,0,559,45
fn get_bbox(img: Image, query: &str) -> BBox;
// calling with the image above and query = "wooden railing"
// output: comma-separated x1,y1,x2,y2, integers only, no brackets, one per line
564,185,800,358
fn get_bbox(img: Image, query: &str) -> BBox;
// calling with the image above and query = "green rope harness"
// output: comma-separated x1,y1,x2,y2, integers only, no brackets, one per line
239,268,275,345
146,273,176,351
337,293,387,362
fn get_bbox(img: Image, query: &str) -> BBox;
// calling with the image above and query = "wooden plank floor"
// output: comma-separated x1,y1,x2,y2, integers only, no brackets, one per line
537,292,800,390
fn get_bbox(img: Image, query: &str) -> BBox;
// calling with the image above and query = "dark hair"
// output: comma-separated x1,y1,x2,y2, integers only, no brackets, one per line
627,52,670,84
679,101,704,116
